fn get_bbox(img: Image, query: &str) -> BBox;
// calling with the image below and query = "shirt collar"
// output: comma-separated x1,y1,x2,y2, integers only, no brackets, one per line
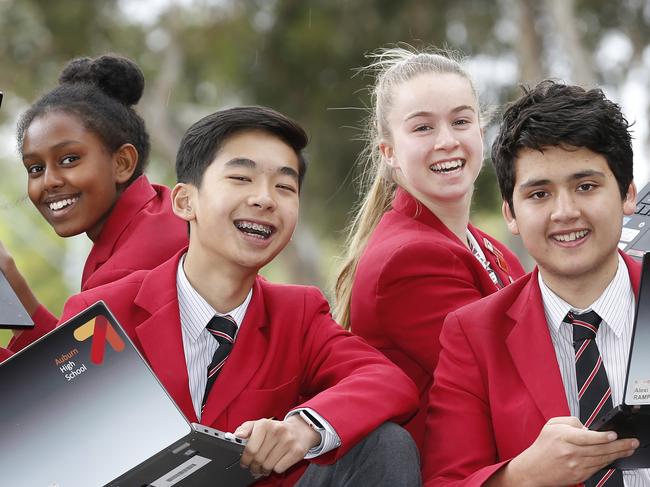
539,253,631,337
176,254,252,342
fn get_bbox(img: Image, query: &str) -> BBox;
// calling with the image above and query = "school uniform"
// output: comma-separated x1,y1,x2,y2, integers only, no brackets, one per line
423,252,647,486
0,346,11,362
8,175,187,354
59,248,419,486
350,187,524,448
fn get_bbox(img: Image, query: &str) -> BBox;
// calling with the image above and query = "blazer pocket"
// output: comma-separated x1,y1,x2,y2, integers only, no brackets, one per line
229,375,300,426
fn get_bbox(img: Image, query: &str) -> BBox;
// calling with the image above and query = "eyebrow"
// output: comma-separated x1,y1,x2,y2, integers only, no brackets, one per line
517,169,607,191
404,105,476,122
225,157,299,181
22,140,81,160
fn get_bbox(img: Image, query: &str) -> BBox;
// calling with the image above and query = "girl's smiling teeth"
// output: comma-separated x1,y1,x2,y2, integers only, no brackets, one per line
47,196,79,211
430,159,464,173
234,220,275,239
552,229,589,242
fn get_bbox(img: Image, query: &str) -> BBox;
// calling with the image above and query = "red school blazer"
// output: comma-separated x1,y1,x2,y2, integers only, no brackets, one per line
350,188,525,449
59,249,419,487
422,253,642,487
8,175,188,355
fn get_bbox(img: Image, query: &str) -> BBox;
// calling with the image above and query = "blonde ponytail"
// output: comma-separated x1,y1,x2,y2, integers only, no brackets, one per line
333,45,475,329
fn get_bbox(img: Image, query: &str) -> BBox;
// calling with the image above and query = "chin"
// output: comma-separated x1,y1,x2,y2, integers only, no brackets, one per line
51,225,82,238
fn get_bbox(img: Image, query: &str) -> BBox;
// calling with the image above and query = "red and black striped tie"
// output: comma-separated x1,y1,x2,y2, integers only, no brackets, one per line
568,310,623,487
201,315,237,415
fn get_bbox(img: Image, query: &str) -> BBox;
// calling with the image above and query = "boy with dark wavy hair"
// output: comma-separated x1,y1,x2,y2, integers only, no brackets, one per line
424,81,646,486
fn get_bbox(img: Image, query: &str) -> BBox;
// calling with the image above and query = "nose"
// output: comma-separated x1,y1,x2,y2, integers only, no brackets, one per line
550,191,580,222
43,165,64,191
248,185,277,211
434,124,460,151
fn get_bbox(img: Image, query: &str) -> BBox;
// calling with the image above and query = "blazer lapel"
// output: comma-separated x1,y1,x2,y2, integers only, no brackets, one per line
622,251,642,295
200,278,268,425
133,251,197,422
506,270,571,420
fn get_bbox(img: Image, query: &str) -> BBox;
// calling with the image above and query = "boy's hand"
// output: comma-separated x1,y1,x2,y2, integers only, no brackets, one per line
491,417,638,487
234,415,321,477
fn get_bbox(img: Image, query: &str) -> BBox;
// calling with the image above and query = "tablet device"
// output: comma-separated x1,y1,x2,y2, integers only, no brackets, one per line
592,253,650,468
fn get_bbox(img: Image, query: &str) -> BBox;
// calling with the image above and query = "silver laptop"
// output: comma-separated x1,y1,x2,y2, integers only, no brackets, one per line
619,182,650,259
0,301,254,486
591,253,650,468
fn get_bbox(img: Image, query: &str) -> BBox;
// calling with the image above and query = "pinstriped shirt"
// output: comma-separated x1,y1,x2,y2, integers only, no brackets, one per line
540,254,650,486
176,255,340,457
176,255,250,420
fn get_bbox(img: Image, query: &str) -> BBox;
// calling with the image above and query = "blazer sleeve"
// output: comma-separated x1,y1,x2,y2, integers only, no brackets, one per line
375,241,486,374
7,303,58,353
297,288,419,463
0,346,12,361
423,312,508,486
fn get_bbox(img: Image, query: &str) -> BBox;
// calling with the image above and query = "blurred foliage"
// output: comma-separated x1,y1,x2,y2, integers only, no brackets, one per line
1,0,650,345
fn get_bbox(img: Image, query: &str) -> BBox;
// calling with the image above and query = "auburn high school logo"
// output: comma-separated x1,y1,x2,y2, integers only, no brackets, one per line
73,316,125,365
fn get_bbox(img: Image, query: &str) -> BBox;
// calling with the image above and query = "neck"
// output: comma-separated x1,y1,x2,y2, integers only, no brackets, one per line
539,253,620,309
183,245,256,313
422,195,472,246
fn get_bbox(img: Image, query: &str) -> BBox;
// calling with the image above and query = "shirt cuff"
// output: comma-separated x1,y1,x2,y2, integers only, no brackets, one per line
285,408,341,458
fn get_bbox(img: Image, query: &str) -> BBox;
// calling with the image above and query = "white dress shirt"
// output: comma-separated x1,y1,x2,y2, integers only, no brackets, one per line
540,254,650,486
176,255,340,457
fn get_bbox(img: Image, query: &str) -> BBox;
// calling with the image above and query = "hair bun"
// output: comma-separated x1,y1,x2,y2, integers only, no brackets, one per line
58,54,144,106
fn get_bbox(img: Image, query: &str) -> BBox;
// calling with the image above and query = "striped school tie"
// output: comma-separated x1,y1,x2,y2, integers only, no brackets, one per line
568,310,623,487
201,314,237,415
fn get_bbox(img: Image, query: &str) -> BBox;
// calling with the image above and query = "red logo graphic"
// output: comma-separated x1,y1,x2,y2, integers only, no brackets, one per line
73,316,125,364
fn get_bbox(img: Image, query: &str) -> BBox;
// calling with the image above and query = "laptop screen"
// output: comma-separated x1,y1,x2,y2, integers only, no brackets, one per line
0,271,34,329
0,302,191,487
624,254,650,405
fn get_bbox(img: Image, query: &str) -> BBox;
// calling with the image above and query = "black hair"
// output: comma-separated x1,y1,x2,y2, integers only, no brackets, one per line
491,80,633,213
17,54,150,186
176,105,308,188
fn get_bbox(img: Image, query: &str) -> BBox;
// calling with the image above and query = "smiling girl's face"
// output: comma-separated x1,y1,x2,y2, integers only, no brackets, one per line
21,111,134,241
380,72,483,211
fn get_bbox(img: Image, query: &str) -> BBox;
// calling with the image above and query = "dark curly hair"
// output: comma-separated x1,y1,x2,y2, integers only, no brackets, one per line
491,80,633,214
17,54,150,186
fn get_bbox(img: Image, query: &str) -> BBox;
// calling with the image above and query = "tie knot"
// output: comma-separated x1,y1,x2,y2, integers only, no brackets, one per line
206,315,237,344
567,310,602,342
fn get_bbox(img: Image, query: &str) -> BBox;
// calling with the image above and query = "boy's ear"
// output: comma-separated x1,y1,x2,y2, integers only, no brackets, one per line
114,144,139,184
171,183,197,222
379,140,397,168
623,181,638,216
502,200,520,236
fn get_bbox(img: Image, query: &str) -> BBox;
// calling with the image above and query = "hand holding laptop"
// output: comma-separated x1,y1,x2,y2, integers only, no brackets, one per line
492,417,638,486
234,415,321,477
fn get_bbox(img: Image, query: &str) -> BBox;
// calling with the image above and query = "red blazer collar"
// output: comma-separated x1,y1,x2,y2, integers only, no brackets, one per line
82,175,158,286
132,250,269,424
621,250,642,295
392,187,466,245
200,277,268,424
506,270,572,420
506,254,642,421
393,187,514,286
